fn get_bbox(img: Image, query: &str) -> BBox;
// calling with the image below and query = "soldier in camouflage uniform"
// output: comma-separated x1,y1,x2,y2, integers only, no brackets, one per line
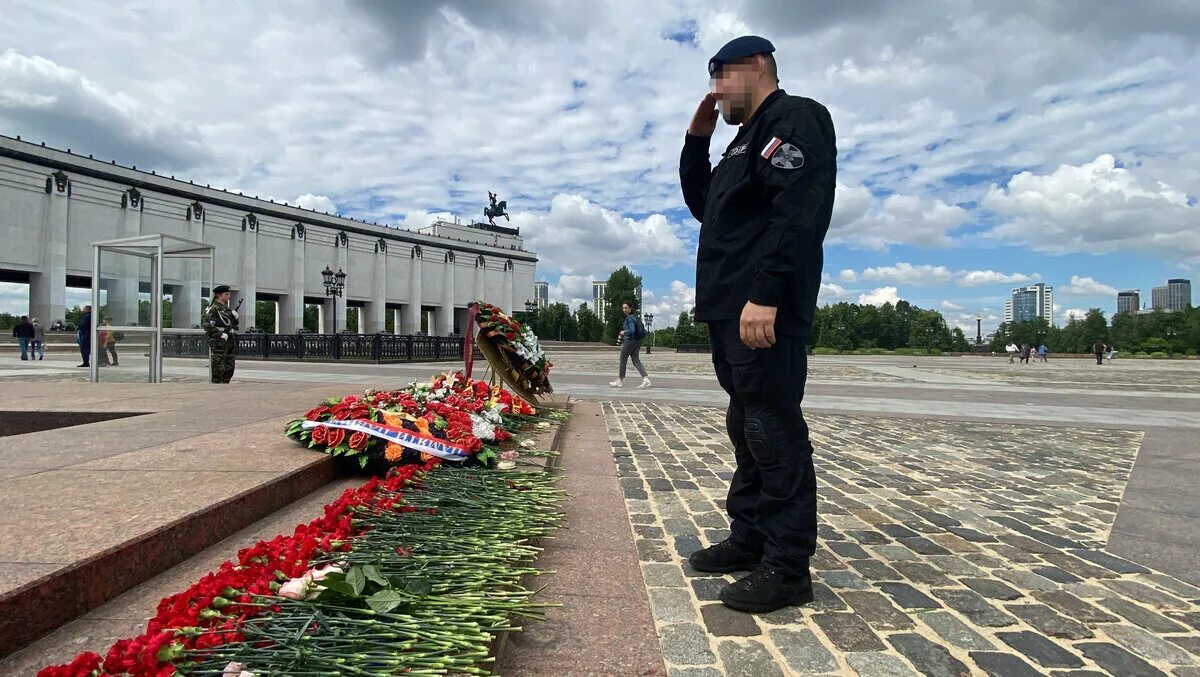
204,285,239,383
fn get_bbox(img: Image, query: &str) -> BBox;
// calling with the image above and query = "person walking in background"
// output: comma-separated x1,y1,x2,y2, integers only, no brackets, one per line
77,305,92,367
100,317,120,366
1006,342,1018,364
610,301,652,389
1092,339,1105,366
11,315,34,360
30,317,45,360
1020,343,1032,365
1037,343,1048,363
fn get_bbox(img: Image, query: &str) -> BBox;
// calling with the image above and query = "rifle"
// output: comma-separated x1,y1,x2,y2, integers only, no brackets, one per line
232,298,243,331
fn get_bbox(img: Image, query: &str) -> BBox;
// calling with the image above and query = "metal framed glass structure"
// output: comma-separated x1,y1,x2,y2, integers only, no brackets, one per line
89,235,215,383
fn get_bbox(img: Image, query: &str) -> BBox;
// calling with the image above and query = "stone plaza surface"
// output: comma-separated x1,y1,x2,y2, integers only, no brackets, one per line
1,349,1199,675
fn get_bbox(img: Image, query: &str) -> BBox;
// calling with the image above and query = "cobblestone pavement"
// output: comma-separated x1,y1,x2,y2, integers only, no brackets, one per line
921,365,1200,393
545,353,912,382
606,401,1200,676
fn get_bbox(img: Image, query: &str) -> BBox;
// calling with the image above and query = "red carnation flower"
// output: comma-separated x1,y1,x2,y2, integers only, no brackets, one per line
310,426,329,445
326,427,347,448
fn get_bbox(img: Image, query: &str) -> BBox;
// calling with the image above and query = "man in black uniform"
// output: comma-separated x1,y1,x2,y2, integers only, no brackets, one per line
679,35,836,613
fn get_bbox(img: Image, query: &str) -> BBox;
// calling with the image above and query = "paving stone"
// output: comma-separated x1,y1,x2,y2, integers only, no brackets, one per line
649,588,699,623
845,652,920,677
1102,579,1191,610
1101,597,1190,633
841,591,916,631
717,640,786,677
1076,641,1169,676
947,526,998,542
961,577,1024,600
667,669,723,677
642,562,686,587
848,530,890,545
633,524,664,539
874,544,923,562
1141,574,1200,601
879,582,941,609
691,576,727,601
996,631,1085,668
1047,672,1108,677
1105,624,1196,666
830,541,872,560
636,538,673,562
969,651,1043,677
674,534,703,557
932,589,1016,627
1006,603,1095,639
662,517,699,536
985,542,1042,564
658,623,717,665
1168,611,1200,631
703,528,731,544
1069,548,1151,574
1031,565,1084,584
693,511,728,528
812,550,849,570
892,561,952,586
700,603,762,637
770,628,839,674
1033,589,1120,623
880,524,920,539
919,611,995,651
999,532,1059,554
629,512,657,524
811,612,887,652
899,536,953,556
848,558,901,581
1169,636,1200,659
820,569,871,590
996,568,1060,592
926,554,985,576
887,633,972,677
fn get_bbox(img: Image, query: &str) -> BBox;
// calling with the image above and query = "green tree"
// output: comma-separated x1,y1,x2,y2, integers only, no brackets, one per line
574,303,603,342
346,307,359,333
673,309,709,345
303,304,320,332
603,267,643,345
536,303,576,341
256,300,276,332
385,310,395,334
951,327,970,352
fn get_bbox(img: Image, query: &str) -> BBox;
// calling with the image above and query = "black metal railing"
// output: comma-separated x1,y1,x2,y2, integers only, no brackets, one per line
676,344,712,353
162,333,466,363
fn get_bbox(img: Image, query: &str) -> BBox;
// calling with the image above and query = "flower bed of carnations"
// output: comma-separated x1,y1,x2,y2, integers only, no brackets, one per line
285,371,548,470
38,373,568,677
38,462,564,677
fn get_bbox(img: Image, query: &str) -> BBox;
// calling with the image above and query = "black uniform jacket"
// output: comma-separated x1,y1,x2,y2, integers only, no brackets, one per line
680,89,836,336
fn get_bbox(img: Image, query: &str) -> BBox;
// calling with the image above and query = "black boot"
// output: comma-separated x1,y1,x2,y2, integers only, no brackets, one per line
719,565,813,613
687,538,761,574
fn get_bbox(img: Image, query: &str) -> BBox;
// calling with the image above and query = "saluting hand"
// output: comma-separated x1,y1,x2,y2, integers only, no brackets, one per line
740,301,777,349
688,93,718,137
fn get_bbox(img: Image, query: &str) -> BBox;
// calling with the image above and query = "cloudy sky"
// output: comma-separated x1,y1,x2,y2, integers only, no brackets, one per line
2,1,1198,329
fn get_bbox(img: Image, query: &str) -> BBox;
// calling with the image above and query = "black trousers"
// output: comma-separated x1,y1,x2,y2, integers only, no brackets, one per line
708,320,817,577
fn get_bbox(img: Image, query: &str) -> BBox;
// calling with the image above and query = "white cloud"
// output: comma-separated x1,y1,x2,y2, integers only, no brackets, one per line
295,194,338,214
941,300,964,312
984,154,1200,262
957,270,1038,287
1060,275,1118,297
642,280,695,327
838,269,858,282
862,262,954,285
818,282,850,305
858,286,902,306
829,185,970,250
1060,307,1091,324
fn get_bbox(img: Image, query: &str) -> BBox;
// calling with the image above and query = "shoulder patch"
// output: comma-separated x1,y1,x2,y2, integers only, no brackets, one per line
761,136,804,169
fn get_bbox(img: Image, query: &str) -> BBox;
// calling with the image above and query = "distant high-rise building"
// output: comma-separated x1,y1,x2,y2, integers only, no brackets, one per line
1168,278,1192,311
533,281,549,310
1117,290,1140,316
1152,285,1168,311
1005,283,1054,324
592,280,607,320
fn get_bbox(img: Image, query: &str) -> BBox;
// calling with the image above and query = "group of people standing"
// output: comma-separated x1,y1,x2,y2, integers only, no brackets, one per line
10,316,45,360
1005,342,1048,364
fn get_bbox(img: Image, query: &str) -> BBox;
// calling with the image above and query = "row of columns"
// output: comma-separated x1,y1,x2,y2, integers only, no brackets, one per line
26,170,520,335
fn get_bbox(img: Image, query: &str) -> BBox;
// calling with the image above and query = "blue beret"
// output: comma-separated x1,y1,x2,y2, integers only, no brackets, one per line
708,35,775,76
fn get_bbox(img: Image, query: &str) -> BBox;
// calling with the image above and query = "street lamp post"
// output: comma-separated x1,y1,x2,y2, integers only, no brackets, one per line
975,314,983,346
321,266,346,333
643,313,654,354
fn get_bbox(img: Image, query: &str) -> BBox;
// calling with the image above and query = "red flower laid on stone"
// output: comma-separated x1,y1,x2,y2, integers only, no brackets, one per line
306,405,331,421
349,431,369,451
